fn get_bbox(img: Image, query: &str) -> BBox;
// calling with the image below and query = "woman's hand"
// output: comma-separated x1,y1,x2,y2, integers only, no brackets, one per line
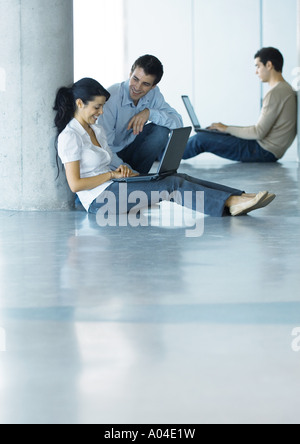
111,165,139,179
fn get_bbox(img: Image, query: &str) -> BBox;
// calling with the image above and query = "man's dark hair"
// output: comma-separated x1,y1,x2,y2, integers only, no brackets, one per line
131,55,164,85
254,47,284,73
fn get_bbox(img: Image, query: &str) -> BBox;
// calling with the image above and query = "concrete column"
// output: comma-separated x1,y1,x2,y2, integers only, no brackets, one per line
0,0,74,210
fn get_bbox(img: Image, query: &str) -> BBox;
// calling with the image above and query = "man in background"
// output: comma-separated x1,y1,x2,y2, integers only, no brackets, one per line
183,47,297,163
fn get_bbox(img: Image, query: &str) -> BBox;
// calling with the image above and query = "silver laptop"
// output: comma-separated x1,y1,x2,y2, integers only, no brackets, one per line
182,95,228,135
113,126,192,183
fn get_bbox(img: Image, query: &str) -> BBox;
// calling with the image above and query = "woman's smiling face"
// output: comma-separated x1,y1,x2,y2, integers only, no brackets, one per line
76,96,107,127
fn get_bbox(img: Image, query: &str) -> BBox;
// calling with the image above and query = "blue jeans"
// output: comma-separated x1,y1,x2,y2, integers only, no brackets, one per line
89,173,244,217
118,123,170,174
183,132,278,163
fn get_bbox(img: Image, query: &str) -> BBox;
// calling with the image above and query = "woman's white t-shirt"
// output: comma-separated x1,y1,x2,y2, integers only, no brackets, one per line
58,118,114,212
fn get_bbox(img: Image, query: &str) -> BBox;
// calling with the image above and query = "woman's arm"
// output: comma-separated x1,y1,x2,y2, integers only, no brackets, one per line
65,161,137,193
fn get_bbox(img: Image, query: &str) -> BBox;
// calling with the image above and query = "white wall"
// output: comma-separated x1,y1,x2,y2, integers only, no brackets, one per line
123,0,194,128
193,0,261,128
74,0,298,162
124,0,261,129
74,0,125,87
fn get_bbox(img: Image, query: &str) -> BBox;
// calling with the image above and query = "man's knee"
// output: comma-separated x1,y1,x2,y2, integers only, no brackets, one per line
144,123,170,144
141,124,171,162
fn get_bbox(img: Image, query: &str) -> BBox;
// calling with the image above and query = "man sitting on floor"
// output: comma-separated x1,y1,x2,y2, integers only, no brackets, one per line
98,54,183,174
183,47,297,163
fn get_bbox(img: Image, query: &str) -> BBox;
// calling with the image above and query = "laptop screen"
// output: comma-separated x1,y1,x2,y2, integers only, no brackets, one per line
182,95,201,130
158,127,192,174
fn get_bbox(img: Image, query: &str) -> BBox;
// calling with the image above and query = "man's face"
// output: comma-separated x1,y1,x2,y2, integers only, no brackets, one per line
255,57,271,83
129,67,156,104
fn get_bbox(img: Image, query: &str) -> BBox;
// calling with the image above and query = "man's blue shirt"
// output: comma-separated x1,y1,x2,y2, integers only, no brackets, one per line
98,80,183,156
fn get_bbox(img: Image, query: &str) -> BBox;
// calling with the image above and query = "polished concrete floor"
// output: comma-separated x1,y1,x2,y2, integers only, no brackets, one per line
0,158,300,424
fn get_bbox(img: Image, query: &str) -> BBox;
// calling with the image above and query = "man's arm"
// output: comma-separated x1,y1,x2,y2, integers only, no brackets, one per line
127,91,183,135
148,88,183,129
211,90,281,140
127,109,151,135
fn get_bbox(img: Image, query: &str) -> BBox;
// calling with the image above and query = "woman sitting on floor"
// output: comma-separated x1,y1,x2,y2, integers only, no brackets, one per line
53,78,275,218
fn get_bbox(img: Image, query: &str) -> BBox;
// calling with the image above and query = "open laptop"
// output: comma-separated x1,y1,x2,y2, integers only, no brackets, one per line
113,126,192,183
182,95,229,135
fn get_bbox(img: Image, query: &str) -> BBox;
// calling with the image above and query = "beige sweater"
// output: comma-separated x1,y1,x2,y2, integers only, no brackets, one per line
227,81,297,159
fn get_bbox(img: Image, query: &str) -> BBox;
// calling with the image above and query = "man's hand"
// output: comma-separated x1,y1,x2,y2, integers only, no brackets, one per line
127,109,150,135
111,165,140,179
208,122,229,133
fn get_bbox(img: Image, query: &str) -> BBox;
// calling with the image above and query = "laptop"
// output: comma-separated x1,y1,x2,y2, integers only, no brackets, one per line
113,126,192,183
182,95,228,135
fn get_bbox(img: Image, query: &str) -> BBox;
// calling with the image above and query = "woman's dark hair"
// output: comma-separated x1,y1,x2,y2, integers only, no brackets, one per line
131,55,164,85
254,47,284,73
53,77,110,177
54,77,110,136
